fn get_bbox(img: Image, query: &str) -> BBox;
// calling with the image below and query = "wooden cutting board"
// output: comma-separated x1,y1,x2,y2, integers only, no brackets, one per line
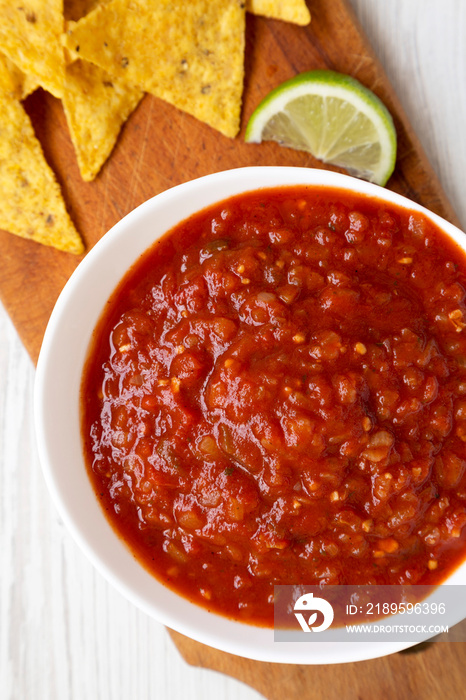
0,0,459,365
2,0,464,697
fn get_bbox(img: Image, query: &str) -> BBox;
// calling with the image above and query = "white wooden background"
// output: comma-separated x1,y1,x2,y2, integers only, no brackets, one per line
1,2,466,699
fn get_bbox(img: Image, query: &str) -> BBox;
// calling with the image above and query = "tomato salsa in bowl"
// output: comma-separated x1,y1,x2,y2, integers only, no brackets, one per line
35,167,466,664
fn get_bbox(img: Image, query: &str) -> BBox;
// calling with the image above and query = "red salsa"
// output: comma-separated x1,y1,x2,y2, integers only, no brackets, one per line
81,186,466,626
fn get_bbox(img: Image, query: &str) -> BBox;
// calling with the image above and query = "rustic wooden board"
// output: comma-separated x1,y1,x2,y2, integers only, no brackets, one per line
2,0,464,696
0,0,459,365
170,626,466,700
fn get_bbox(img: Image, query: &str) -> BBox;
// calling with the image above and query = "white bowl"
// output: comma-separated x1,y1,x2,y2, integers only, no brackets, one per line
34,167,466,664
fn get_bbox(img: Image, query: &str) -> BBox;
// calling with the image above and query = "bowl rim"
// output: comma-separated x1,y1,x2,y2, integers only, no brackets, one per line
34,166,466,665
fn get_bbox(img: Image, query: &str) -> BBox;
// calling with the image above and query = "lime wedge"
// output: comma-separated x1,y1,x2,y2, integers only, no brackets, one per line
245,70,397,186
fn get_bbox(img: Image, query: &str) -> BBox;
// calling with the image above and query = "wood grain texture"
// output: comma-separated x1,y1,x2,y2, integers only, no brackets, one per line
0,0,459,364
170,629,466,700
2,2,466,700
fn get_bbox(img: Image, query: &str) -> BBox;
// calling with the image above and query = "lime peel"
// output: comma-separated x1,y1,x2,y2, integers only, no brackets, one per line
245,70,397,186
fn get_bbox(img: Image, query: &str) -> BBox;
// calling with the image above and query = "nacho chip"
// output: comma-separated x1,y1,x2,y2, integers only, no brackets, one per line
62,2,143,181
0,88,84,254
0,54,26,100
0,53,40,100
63,59,143,181
64,0,246,138
21,73,41,99
247,0,311,25
0,1,65,98
64,0,103,22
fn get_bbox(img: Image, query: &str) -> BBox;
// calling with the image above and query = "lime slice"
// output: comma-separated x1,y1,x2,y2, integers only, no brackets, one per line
245,70,397,186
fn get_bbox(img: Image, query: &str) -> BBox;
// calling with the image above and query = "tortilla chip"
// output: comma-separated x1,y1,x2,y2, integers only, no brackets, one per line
64,0,103,22
0,1,65,99
0,54,25,99
21,73,41,99
62,58,143,181
0,88,84,254
61,3,143,181
247,0,311,25
64,0,246,138
0,53,40,100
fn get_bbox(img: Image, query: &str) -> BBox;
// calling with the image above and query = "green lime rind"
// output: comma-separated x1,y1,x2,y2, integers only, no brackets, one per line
245,70,397,186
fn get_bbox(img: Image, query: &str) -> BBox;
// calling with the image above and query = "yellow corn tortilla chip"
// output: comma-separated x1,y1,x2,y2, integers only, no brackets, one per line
21,73,41,99
247,0,311,25
0,88,84,254
64,0,103,22
62,2,143,181
0,54,25,99
0,1,65,99
0,53,40,100
64,0,246,138
63,59,143,181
